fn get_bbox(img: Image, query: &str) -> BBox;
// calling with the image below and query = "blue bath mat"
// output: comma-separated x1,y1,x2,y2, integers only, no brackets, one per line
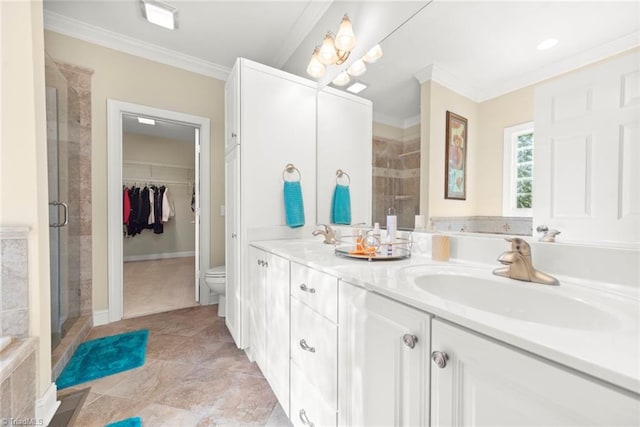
106,417,142,427
57,329,149,389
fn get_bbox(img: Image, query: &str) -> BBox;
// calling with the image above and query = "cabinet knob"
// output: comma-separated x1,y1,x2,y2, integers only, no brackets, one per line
231,132,237,138
264,261,268,268
403,334,418,349
299,339,316,353
257,259,261,266
299,409,315,427
231,233,237,238
299,284,316,294
431,350,449,369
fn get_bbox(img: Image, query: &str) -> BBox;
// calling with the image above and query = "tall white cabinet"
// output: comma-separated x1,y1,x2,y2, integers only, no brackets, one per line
225,59,317,349
224,58,373,350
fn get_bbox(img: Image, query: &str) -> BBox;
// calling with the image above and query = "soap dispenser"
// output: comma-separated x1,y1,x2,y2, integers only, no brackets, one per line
386,207,397,255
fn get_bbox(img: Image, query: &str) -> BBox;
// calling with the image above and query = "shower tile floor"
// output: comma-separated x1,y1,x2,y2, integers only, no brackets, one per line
124,257,198,319
58,305,290,427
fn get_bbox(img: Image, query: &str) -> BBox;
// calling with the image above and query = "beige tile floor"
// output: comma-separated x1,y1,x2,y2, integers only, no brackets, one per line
59,305,290,427
123,257,198,319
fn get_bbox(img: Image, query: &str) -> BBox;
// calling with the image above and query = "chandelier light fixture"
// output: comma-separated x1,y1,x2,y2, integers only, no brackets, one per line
306,14,383,92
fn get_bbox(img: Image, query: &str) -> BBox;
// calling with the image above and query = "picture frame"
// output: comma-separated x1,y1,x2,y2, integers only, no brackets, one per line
444,111,468,200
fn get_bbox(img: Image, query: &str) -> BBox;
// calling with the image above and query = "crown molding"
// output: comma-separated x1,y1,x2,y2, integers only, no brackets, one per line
414,64,480,101
373,112,421,130
476,31,640,102
43,11,231,81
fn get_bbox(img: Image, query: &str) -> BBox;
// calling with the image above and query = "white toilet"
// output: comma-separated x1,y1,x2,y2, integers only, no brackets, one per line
205,266,226,317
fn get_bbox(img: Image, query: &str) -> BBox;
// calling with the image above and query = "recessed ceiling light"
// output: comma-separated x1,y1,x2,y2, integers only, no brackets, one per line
141,0,178,30
536,38,558,51
346,81,368,94
138,117,156,125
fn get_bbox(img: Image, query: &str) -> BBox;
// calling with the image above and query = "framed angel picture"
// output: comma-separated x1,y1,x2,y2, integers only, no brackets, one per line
444,111,468,200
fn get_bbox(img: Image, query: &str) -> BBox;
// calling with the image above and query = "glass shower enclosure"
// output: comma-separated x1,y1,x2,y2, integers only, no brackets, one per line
45,55,82,350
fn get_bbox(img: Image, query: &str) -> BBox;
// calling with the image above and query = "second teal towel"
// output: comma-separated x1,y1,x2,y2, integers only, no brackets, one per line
284,181,305,228
331,184,351,225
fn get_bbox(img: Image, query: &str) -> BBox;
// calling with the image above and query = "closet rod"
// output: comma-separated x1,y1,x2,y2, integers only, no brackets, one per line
123,160,195,170
123,179,193,186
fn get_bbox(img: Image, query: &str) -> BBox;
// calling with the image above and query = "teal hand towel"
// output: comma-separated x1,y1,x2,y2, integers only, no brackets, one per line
331,184,351,225
284,181,305,228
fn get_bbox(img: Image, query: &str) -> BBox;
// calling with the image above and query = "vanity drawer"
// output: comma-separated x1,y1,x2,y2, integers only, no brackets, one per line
290,298,338,405
291,262,338,322
290,362,337,427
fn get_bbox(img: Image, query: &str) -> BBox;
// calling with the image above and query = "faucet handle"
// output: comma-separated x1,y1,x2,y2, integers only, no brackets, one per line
505,237,531,255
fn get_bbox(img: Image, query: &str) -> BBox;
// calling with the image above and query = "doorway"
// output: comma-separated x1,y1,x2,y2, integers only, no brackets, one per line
107,100,211,323
122,115,199,318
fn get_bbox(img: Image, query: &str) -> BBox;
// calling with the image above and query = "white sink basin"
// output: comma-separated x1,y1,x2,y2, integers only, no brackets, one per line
410,267,619,330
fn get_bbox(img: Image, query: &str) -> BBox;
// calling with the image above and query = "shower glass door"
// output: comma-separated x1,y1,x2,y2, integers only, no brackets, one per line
46,55,81,350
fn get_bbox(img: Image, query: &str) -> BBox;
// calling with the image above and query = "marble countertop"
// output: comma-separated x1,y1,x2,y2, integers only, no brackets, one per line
251,238,640,395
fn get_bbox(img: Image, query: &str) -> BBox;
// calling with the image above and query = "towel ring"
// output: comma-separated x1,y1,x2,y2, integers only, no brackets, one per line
336,169,351,186
283,163,302,182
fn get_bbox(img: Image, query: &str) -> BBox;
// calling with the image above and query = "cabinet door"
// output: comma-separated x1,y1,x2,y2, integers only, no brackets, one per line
224,63,239,153
241,63,317,228
431,319,640,426
265,252,290,416
248,246,266,370
338,282,430,426
224,147,241,346
317,89,372,226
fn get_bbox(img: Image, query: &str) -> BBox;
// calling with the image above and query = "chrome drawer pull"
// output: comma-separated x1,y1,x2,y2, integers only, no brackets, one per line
299,339,316,353
299,409,315,427
299,284,316,294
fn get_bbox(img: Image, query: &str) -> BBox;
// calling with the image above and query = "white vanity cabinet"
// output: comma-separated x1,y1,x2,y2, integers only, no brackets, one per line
430,319,640,426
248,246,291,416
338,281,431,426
290,262,340,427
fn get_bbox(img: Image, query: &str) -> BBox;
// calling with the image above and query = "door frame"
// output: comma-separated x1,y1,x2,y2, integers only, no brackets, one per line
107,99,211,323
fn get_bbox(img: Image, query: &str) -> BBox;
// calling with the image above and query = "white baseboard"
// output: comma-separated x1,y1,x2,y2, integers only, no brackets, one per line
123,251,196,262
36,382,60,426
93,309,110,326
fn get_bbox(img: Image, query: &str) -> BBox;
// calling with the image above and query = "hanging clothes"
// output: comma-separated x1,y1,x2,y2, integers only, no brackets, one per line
162,187,175,222
153,185,165,234
148,186,155,226
123,187,131,225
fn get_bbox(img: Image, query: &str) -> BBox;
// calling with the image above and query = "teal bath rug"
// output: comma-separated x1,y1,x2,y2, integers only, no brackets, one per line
57,329,149,389
106,417,142,427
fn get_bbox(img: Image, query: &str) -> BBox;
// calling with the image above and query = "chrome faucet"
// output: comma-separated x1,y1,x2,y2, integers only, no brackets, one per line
536,225,561,242
493,237,559,286
312,224,337,244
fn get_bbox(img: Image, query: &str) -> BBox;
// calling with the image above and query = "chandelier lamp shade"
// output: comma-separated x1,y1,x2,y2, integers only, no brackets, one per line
305,14,383,90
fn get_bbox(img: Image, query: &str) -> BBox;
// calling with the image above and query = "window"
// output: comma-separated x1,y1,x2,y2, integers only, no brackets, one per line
503,122,534,217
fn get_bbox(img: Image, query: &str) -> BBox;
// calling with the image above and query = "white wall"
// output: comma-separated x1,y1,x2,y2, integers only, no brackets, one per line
43,31,226,312
0,0,52,398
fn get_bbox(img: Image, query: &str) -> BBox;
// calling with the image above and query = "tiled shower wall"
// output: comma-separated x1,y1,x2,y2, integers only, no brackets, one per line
372,135,420,229
58,61,93,318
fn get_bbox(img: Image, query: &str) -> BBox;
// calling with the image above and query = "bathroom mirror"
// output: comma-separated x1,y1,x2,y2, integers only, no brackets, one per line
339,1,639,234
